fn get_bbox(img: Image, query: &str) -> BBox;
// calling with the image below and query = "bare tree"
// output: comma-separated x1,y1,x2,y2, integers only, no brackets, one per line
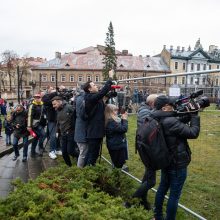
1,50,18,91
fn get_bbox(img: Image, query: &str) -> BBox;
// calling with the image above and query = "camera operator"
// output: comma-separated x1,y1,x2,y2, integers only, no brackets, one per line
11,104,29,162
152,95,200,220
51,96,79,166
27,93,47,158
42,86,62,160
132,94,158,210
83,70,114,166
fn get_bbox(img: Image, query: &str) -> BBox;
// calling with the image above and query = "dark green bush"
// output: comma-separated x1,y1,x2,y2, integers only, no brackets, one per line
0,164,153,219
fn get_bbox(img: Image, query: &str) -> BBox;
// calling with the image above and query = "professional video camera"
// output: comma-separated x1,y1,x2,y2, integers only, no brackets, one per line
105,84,122,99
57,88,74,102
174,90,210,113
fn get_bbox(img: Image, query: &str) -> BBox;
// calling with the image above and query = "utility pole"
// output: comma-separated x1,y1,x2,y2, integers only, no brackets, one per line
17,65,20,104
39,72,42,91
56,69,58,91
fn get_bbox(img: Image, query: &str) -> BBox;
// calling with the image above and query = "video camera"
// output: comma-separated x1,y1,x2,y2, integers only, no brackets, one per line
106,84,122,99
57,88,74,102
174,90,210,113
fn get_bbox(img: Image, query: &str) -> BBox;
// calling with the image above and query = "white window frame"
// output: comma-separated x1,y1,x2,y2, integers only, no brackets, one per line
87,75,92,81
78,75,83,82
174,62,178,70
61,75,66,82
51,75,55,82
70,75,74,82
95,75,99,82
42,75,47,82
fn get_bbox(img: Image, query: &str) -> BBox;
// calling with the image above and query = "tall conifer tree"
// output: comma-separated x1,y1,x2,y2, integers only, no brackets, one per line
102,22,117,80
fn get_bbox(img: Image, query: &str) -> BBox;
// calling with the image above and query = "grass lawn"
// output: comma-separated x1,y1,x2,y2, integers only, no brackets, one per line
101,105,220,220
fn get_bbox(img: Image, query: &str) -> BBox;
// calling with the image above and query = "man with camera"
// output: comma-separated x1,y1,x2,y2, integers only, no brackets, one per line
152,95,200,220
51,96,79,166
11,104,29,162
83,70,114,166
42,86,62,159
27,93,47,158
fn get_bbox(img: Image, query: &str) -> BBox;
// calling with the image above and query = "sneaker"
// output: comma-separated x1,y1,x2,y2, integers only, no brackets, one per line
12,155,19,161
22,157,27,162
55,150,62,155
49,151,57,159
121,164,129,172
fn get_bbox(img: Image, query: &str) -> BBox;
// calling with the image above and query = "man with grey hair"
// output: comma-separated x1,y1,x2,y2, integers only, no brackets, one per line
132,94,158,210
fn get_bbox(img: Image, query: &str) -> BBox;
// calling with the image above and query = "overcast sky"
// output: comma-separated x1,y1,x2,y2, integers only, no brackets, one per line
0,0,220,60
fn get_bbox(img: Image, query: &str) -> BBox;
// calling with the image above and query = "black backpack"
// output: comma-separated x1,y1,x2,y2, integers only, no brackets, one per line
136,116,172,170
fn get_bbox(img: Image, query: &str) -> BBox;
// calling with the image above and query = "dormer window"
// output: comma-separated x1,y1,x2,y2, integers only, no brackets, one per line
119,64,124,68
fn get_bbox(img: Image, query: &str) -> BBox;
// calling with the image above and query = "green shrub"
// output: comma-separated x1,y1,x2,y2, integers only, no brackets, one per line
0,165,153,219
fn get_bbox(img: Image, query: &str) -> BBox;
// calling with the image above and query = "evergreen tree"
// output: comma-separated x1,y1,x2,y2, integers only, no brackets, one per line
102,22,117,80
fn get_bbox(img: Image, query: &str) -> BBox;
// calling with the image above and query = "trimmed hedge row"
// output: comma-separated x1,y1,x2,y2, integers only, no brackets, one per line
0,164,152,220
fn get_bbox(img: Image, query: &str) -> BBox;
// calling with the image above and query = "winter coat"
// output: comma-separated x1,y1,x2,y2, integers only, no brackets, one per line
56,102,76,135
105,119,128,150
151,111,200,169
84,80,113,139
11,110,29,138
74,92,88,143
137,102,153,128
27,100,46,128
42,92,58,122
3,120,13,135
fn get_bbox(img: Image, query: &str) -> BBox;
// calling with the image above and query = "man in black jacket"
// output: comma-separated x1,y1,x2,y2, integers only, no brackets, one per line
51,96,78,166
42,86,62,160
152,95,200,220
83,72,113,166
11,104,29,162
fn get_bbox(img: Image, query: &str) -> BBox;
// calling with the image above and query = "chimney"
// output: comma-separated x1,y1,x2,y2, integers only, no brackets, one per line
163,45,166,49
55,51,61,59
170,45,173,51
122,50,128,55
188,46,191,51
146,55,150,57
182,47,185,52
177,46,180,52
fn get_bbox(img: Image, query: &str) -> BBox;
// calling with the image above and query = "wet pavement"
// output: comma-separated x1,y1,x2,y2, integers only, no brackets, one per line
0,135,58,199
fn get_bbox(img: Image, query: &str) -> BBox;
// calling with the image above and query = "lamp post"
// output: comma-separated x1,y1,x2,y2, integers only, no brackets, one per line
17,65,20,104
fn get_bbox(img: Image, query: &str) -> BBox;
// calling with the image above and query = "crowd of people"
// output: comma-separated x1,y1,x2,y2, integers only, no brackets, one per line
0,69,201,219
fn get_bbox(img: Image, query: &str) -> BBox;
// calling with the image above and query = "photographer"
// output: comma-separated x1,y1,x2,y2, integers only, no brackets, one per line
51,96,79,167
11,104,29,162
42,86,62,159
27,94,47,158
152,95,200,220
83,70,114,166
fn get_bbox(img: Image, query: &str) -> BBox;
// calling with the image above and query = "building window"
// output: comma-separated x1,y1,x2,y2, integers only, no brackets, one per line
61,75,66,82
216,78,219,86
217,65,220,69
209,65,211,70
197,64,200,71
70,75,74,82
95,75,99,82
202,77,206,85
133,76,137,83
191,63,194,71
174,62,178,70
42,75,47,82
87,75,92,81
51,75,55,82
190,77,194,84
78,75,83,82
182,77,185,84
183,63,186,70
203,64,206,70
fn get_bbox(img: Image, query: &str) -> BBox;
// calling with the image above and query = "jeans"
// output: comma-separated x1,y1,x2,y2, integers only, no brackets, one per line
31,125,46,155
154,168,187,220
6,134,12,144
86,138,102,166
61,131,79,166
13,136,29,157
47,122,60,152
77,142,88,168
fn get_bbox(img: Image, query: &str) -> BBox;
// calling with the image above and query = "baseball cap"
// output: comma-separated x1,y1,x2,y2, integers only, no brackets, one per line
51,96,63,101
155,95,176,110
